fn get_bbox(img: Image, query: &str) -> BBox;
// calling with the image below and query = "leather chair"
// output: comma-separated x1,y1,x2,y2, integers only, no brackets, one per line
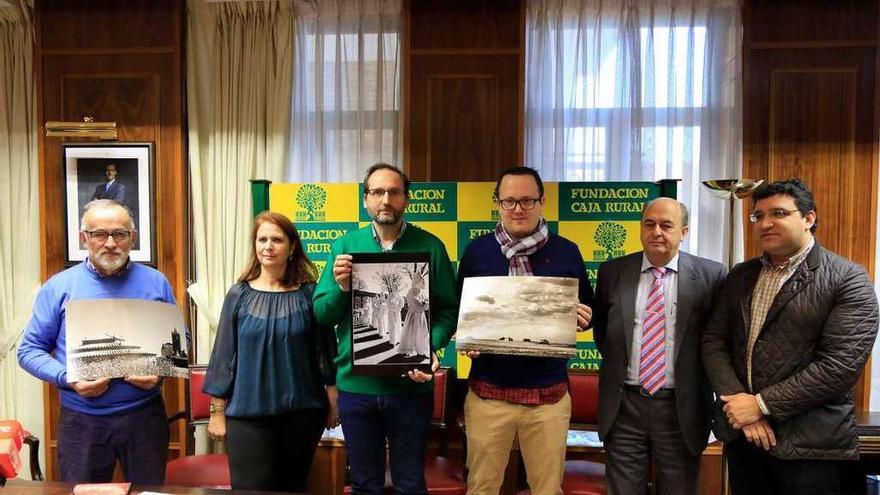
561,369,605,495
0,419,44,482
344,366,467,495
424,367,467,495
165,365,231,488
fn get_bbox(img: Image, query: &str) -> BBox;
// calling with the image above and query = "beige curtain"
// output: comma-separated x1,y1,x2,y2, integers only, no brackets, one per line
186,0,293,366
0,0,43,477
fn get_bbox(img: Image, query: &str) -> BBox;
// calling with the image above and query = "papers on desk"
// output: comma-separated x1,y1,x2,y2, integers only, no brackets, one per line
567,430,603,448
323,425,344,441
72,483,130,495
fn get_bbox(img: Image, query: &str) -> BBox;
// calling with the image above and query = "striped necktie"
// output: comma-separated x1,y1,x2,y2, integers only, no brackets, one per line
639,266,667,394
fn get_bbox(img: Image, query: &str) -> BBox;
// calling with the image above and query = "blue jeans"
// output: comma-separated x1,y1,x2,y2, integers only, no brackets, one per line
338,390,433,495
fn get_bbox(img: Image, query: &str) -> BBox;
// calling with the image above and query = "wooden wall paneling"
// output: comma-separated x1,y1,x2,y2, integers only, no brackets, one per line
744,48,876,265
426,74,499,181
405,0,524,183
745,0,877,45
410,56,520,181
36,0,187,480
768,68,857,260
409,0,521,51
743,0,879,410
39,0,180,52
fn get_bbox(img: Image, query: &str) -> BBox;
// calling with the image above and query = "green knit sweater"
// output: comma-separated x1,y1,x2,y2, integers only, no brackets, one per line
313,223,458,395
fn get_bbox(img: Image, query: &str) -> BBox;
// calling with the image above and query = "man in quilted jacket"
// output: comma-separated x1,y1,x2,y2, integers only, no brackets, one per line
702,178,879,495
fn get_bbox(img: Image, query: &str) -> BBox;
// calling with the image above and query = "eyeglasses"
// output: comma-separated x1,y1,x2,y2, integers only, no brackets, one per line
749,208,800,224
365,188,405,199
83,230,132,242
496,197,541,211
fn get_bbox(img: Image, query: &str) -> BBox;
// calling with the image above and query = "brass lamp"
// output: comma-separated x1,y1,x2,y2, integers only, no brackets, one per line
702,179,764,268
45,117,117,140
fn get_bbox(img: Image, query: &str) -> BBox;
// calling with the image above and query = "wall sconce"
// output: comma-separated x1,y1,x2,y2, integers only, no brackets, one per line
45,117,117,140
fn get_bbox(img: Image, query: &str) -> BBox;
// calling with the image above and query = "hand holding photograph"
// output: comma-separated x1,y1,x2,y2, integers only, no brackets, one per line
456,276,579,358
65,299,189,381
350,252,432,376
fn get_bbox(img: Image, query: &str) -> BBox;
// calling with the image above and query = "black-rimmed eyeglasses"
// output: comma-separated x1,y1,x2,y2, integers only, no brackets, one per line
496,197,541,211
83,230,132,242
364,188,405,199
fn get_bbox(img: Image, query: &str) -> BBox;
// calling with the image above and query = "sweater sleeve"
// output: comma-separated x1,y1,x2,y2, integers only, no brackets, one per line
202,285,243,398
17,283,69,388
429,241,459,351
313,239,352,328
306,284,338,386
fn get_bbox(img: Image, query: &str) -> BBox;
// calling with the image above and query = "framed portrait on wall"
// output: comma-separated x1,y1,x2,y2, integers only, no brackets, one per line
350,252,432,376
62,142,155,265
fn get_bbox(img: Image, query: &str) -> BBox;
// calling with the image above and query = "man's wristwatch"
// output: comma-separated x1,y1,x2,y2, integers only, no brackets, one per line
209,402,226,414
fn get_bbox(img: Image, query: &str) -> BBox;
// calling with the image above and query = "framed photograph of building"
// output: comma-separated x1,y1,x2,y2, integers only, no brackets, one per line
62,142,155,265
350,252,432,376
456,276,579,358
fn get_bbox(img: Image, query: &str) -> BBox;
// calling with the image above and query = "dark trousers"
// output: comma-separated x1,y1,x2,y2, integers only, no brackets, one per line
725,437,866,495
225,407,327,492
58,396,168,484
337,390,433,495
604,388,700,495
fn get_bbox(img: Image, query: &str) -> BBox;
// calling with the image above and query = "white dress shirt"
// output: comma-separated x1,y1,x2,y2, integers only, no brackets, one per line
626,253,679,388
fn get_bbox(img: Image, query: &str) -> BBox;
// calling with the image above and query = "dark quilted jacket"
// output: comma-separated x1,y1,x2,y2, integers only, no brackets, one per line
702,242,879,460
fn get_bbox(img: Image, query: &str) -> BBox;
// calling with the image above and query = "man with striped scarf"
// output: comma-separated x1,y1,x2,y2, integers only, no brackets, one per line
457,166,594,495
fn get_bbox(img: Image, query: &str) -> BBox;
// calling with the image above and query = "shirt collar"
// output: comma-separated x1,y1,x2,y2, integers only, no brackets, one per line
641,252,679,273
371,221,407,252
760,237,815,270
85,257,133,278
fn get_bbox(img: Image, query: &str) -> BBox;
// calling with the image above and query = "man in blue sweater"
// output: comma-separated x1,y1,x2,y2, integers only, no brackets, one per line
457,167,594,495
18,199,176,484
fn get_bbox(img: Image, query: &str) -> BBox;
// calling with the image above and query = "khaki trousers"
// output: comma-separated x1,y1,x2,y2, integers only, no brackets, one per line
464,390,571,495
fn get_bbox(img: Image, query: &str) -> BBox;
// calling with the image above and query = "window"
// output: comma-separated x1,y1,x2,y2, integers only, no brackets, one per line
290,5,402,182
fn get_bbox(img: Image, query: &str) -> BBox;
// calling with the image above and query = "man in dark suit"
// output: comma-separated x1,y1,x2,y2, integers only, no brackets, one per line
593,197,726,494
91,163,126,203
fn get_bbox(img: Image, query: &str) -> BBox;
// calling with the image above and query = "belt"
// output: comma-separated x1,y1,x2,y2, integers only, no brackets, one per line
624,384,676,399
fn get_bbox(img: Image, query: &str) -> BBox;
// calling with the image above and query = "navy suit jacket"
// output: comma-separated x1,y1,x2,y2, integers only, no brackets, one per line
91,181,126,202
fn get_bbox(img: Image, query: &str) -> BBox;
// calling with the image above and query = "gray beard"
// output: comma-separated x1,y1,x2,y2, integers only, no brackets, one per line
372,212,400,225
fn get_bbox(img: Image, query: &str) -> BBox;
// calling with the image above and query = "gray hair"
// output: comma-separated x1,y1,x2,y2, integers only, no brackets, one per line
81,199,136,230
642,197,689,227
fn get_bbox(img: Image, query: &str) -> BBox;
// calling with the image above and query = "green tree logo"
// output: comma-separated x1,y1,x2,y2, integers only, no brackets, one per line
296,184,327,221
594,222,627,260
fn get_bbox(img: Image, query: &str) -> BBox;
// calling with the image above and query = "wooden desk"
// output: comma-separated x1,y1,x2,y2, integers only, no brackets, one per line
307,436,347,495
2,479,301,495
857,410,880,474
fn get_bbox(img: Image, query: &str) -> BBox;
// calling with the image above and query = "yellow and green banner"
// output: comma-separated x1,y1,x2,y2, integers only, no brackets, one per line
259,179,677,376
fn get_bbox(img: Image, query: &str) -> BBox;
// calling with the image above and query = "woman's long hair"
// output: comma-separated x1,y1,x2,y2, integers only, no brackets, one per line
238,211,318,287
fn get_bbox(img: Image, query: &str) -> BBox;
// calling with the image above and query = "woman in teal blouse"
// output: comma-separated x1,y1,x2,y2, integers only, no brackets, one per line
203,211,338,492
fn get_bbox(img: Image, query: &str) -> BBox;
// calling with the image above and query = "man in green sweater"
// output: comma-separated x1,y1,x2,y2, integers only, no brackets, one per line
313,163,458,495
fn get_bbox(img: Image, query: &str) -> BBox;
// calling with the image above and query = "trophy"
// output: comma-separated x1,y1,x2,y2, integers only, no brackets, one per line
702,179,764,268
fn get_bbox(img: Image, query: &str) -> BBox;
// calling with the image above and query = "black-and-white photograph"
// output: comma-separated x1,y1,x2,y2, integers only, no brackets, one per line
65,299,189,381
456,276,579,358
350,252,432,375
63,143,155,264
